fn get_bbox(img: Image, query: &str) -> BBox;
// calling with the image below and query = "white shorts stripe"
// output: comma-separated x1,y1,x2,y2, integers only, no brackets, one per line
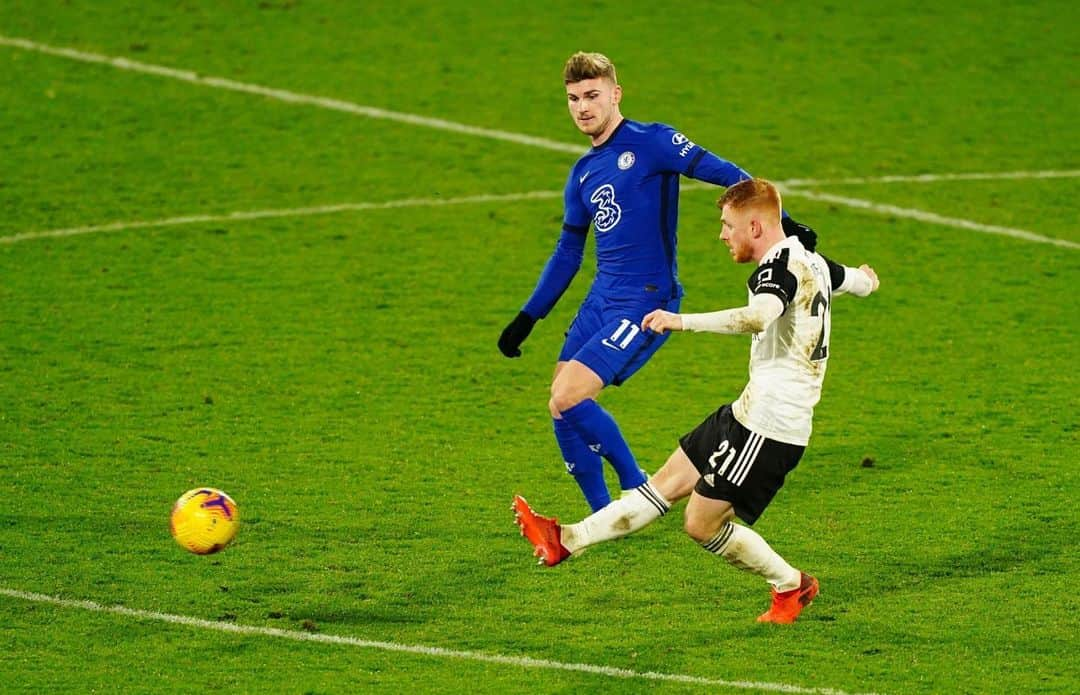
732,434,766,486
726,432,761,486
730,431,764,485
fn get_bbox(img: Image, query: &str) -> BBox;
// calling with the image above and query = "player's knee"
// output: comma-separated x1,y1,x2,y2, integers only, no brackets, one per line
549,390,583,415
683,509,722,543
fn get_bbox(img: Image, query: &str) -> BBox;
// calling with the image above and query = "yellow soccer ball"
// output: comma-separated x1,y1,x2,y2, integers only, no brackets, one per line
170,488,239,554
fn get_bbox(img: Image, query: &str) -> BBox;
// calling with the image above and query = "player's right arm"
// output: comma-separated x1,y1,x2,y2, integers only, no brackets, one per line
498,172,591,358
641,254,797,335
643,293,786,335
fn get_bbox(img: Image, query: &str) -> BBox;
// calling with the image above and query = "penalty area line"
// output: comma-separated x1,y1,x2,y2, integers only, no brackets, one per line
3,33,1076,194
779,169,1080,186
0,190,563,244
0,35,584,155
778,188,1080,250
6,183,1076,250
0,587,873,695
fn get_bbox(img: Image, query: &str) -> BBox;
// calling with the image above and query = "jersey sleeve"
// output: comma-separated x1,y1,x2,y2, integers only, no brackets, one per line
829,261,876,297
648,124,751,186
746,255,799,310
519,172,591,319
562,169,592,232
680,293,785,335
521,226,586,319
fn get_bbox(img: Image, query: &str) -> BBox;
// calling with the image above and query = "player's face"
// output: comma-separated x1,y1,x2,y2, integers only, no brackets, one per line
566,77,622,141
720,204,754,263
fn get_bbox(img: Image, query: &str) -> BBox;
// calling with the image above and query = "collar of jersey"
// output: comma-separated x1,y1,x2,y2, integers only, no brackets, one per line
591,118,629,150
760,235,799,263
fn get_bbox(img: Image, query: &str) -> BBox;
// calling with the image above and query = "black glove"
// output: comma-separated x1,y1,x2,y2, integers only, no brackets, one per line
781,216,818,252
498,311,537,358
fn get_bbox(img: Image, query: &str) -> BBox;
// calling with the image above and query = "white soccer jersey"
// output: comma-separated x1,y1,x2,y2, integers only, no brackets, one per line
731,236,834,446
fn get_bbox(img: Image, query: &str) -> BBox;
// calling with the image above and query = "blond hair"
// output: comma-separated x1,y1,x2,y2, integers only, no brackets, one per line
563,52,617,84
718,178,783,223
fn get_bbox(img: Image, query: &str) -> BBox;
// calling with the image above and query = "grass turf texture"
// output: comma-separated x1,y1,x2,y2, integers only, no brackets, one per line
1,1,1078,693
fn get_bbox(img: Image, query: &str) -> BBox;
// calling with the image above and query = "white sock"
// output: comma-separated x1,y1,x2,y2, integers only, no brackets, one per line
700,522,801,591
561,481,670,553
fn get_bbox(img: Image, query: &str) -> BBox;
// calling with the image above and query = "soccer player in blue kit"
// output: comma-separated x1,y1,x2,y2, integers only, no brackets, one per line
498,52,822,512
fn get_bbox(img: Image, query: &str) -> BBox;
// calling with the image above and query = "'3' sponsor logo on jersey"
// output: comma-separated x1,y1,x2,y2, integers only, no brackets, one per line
590,184,622,232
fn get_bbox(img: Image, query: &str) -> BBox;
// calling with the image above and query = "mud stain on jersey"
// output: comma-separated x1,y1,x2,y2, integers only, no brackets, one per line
731,315,764,334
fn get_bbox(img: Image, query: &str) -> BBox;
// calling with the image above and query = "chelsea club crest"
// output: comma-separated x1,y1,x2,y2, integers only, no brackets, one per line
617,151,635,170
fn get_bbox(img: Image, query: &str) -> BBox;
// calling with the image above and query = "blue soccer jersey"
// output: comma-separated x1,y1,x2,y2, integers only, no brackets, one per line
522,119,752,319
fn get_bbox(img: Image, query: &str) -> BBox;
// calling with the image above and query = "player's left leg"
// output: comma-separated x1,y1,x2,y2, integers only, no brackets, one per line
684,493,799,587
678,406,818,622
684,493,817,623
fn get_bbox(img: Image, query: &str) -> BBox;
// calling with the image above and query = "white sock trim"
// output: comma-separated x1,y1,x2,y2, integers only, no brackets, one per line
635,481,670,515
701,521,736,554
700,522,801,591
561,484,665,553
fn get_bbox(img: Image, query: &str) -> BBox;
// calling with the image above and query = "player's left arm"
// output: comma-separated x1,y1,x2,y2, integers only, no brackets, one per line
651,125,750,188
651,125,824,250
642,258,796,335
829,261,880,296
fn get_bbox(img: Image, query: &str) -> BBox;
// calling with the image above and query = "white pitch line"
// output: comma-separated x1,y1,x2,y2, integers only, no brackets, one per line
0,588,871,695
0,35,584,155
0,190,562,244
778,188,1080,250
4,184,1077,250
1,34,1075,251
780,170,1080,186
4,34,1076,191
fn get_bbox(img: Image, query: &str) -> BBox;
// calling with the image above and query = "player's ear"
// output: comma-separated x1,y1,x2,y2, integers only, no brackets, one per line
611,83,622,105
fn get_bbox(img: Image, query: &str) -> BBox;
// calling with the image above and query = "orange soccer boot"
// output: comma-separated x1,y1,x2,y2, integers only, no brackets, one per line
512,495,571,567
757,572,819,624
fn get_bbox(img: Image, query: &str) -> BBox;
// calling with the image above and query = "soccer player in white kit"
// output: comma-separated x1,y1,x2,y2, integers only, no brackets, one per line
513,178,879,623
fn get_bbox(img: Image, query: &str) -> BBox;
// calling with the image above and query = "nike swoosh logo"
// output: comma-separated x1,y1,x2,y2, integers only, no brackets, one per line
579,171,591,184
601,339,621,350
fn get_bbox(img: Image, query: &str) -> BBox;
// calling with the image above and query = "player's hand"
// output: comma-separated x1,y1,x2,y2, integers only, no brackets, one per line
641,309,683,334
498,311,537,358
859,264,880,293
781,216,818,252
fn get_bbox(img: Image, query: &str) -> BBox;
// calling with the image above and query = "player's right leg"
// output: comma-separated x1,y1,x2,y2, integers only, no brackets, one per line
513,446,699,565
551,301,609,511
550,296,680,498
558,445,699,552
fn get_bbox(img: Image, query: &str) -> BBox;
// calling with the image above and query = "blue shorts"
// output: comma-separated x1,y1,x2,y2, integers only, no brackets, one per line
559,293,682,386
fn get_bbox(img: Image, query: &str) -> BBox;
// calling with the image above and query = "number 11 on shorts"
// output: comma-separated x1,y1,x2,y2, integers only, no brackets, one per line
602,318,640,351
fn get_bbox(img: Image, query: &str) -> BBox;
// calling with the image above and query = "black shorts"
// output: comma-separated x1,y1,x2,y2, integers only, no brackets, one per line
678,404,805,525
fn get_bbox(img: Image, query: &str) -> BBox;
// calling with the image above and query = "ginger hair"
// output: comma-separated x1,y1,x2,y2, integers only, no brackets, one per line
718,178,782,224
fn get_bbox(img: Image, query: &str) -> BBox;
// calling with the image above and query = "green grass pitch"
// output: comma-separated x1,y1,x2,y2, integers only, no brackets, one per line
1,1,1077,693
